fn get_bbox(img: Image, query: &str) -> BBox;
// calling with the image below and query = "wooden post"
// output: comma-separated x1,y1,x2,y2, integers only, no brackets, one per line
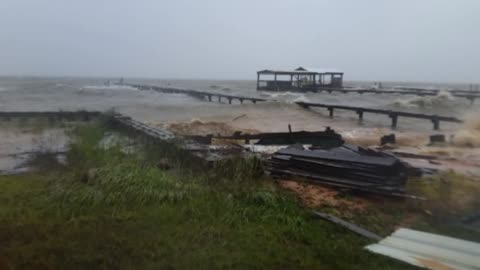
432,118,440,130
390,113,398,128
240,99,244,104
218,96,221,103
328,107,334,117
228,98,232,104
356,110,364,121
274,73,278,90
208,95,212,102
256,73,260,90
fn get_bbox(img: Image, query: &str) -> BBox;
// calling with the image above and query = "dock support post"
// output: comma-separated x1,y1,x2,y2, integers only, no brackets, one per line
218,96,221,103
274,73,278,90
356,110,364,121
328,107,334,118
432,118,440,130
208,95,212,102
228,98,232,104
256,73,260,90
240,99,244,104
389,113,398,129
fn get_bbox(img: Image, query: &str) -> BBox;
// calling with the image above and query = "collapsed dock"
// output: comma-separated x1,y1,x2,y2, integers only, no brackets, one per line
268,145,411,197
0,110,436,198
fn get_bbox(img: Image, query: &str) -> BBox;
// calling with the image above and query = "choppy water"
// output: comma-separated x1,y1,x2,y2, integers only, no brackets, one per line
0,76,479,139
1,76,479,175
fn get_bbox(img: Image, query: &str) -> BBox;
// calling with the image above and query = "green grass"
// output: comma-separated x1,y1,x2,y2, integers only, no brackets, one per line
2,120,475,269
0,172,416,270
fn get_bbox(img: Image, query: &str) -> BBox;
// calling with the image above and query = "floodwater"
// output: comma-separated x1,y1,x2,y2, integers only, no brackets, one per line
0,76,479,174
0,122,68,174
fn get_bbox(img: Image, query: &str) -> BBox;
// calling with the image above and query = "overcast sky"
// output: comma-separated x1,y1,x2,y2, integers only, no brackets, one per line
0,0,479,82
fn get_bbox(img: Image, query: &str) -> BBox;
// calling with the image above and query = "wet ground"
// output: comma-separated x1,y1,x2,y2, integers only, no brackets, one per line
0,120,68,174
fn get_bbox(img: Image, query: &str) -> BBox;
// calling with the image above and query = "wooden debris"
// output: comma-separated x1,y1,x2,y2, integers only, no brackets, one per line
268,144,412,196
312,211,382,241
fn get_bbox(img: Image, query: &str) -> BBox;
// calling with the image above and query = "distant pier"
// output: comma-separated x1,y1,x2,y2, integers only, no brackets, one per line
127,84,266,104
254,67,479,104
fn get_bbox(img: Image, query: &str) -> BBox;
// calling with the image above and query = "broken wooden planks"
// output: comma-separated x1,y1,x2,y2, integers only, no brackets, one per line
268,144,412,196
186,127,344,147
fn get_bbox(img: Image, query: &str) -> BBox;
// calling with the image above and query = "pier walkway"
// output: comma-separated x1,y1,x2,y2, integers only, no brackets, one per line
127,83,266,104
296,101,463,130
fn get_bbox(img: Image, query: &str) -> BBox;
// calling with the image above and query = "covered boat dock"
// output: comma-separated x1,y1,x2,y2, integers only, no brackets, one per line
256,67,344,91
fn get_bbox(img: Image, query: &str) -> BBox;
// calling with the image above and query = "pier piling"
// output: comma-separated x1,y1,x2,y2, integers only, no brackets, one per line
328,107,334,117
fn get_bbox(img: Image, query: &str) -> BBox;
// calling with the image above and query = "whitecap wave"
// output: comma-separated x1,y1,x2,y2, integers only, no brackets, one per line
392,90,455,108
452,112,480,147
291,95,311,103
82,85,137,91
264,91,302,99
261,91,311,103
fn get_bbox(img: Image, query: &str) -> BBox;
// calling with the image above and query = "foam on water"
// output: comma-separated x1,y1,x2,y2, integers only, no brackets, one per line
258,91,312,104
82,85,137,91
452,112,480,147
392,90,455,109
291,94,311,103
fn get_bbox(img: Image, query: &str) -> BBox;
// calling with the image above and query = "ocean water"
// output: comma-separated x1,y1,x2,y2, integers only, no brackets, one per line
1,76,480,174
0,76,479,140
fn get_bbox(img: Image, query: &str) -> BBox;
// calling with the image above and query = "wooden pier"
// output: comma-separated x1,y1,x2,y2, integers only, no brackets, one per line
110,114,175,141
127,84,266,104
392,86,480,95
296,101,463,130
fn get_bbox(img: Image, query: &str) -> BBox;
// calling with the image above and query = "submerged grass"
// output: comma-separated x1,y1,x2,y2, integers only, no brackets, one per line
0,119,460,269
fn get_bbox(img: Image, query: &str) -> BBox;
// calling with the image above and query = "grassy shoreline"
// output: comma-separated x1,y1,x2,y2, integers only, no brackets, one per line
1,120,479,269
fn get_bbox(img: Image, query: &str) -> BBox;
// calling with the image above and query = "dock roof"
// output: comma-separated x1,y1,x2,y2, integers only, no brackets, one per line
257,67,343,75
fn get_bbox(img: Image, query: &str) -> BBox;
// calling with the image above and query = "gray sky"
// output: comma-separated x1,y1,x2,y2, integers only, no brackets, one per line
0,0,479,82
